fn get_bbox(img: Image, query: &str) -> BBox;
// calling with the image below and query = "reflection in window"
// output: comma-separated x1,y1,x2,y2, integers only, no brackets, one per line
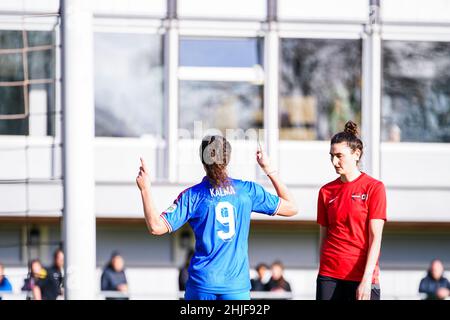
179,38,263,68
94,33,163,138
0,30,55,136
0,86,28,134
179,81,263,136
0,53,23,81
280,39,362,140
383,41,450,143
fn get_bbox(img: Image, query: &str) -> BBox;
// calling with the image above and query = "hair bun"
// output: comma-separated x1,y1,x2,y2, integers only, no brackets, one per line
344,121,358,136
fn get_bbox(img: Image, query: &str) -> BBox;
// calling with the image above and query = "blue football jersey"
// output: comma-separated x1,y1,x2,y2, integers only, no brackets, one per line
161,176,281,294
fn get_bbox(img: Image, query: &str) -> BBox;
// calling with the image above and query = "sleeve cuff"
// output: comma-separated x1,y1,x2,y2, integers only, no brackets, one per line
160,214,173,233
271,197,282,216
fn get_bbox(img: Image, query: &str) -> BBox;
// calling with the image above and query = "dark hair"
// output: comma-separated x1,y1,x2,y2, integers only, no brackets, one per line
271,260,284,270
110,250,121,259
199,135,231,188
53,248,63,260
256,263,269,272
331,121,364,163
28,259,42,276
427,259,444,278
106,250,122,270
29,258,41,267
270,260,289,288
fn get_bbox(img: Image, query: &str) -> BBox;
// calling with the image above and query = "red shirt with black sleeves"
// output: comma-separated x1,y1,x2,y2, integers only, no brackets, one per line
317,172,387,284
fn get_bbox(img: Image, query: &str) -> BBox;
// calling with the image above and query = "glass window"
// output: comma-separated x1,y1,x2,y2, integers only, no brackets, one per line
280,38,362,140
28,50,54,80
0,226,22,265
0,86,28,134
0,30,55,136
27,31,54,47
382,41,450,143
179,81,263,136
0,53,23,81
94,33,164,138
179,38,263,68
0,30,23,49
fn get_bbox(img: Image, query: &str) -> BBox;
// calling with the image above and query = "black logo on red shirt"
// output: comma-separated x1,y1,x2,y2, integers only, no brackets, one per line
351,193,367,201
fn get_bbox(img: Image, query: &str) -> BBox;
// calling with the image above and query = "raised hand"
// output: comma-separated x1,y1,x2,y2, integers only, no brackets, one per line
256,143,274,175
136,157,151,191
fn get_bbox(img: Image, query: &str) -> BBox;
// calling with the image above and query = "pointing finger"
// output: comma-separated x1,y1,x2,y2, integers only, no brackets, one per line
140,157,148,172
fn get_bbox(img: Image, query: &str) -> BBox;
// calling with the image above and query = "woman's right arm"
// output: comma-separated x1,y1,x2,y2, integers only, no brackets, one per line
266,172,298,217
136,158,168,236
317,189,328,259
256,149,298,217
319,226,327,259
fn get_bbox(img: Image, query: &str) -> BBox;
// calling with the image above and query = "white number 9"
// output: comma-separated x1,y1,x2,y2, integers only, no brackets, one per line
215,202,236,241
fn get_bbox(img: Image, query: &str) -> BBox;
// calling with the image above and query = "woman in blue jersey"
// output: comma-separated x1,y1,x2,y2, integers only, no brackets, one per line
136,135,298,300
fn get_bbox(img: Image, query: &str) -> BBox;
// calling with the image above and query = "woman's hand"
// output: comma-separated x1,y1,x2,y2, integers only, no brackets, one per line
256,144,298,217
256,146,274,175
136,157,151,192
356,280,372,300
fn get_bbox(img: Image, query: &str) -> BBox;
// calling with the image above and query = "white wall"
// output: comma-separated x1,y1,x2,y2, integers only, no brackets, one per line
3,0,450,25
0,0,166,17
97,225,173,267
382,0,450,24
278,0,367,22
178,0,266,20
92,0,166,17
0,0,59,13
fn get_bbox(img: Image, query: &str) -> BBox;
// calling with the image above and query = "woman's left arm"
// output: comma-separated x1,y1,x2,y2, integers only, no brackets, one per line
357,219,385,300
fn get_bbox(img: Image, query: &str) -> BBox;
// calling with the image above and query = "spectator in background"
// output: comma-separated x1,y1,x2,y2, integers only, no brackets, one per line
0,263,13,299
266,261,292,293
179,249,194,292
250,263,269,292
419,259,450,300
101,251,128,300
21,259,51,300
45,248,64,300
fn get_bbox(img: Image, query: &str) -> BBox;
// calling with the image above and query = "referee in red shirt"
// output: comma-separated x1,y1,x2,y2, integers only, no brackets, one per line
316,121,387,300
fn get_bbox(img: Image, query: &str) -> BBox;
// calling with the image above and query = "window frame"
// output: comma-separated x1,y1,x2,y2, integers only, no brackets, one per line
0,16,60,138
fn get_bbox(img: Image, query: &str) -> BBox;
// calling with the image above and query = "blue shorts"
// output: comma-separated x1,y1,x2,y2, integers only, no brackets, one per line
185,288,250,300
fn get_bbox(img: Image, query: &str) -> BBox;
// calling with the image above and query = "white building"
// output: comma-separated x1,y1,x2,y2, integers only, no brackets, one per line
0,0,450,299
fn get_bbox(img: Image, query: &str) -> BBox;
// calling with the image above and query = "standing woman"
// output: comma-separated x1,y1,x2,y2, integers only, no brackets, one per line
136,135,298,300
316,121,387,300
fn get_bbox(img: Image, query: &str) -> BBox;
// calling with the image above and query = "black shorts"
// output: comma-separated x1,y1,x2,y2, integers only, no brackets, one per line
316,274,381,301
